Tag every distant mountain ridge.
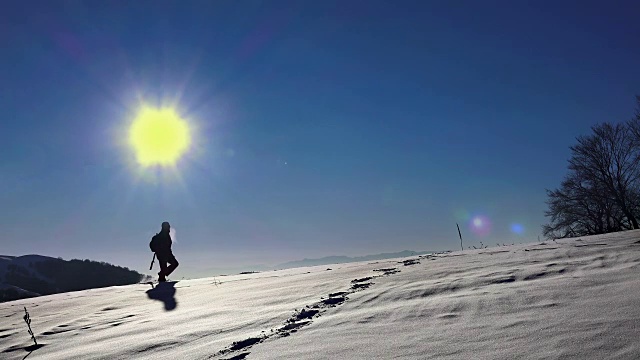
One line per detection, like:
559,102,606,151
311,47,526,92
0,255,144,303
274,250,432,269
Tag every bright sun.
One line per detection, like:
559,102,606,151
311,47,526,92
129,106,191,166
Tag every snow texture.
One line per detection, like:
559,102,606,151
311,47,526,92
1,231,640,359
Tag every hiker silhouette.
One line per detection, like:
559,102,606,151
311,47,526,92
150,221,179,282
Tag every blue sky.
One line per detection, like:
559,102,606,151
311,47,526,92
1,1,639,277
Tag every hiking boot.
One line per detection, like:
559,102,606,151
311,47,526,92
158,271,166,282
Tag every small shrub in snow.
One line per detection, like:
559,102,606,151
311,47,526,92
23,306,37,346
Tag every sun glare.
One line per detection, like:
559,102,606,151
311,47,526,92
129,106,191,166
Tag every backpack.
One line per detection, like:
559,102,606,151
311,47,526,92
149,233,160,252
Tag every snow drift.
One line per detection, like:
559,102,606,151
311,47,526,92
1,231,639,359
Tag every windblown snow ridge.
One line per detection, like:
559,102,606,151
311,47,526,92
215,258,425,359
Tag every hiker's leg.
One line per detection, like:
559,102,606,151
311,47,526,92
165,253,179,276
157,254,168,281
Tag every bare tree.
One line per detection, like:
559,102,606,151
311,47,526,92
567,122,640,229
626,96,640,143
543,171,624,238
544,100,640,239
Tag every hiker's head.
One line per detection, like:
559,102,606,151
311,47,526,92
161,221,171,232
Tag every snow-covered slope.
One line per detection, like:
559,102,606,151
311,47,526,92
1,231,639,359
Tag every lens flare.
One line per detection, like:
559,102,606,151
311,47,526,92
510,223,524,235
469,215,491,237
454,209,471,223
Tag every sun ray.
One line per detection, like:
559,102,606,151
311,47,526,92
170,50,205,110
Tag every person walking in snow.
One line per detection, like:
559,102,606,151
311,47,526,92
150,221,179,282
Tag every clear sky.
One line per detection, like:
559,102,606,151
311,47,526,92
1,1,639,277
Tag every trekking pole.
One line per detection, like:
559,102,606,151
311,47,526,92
149,253,156,270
